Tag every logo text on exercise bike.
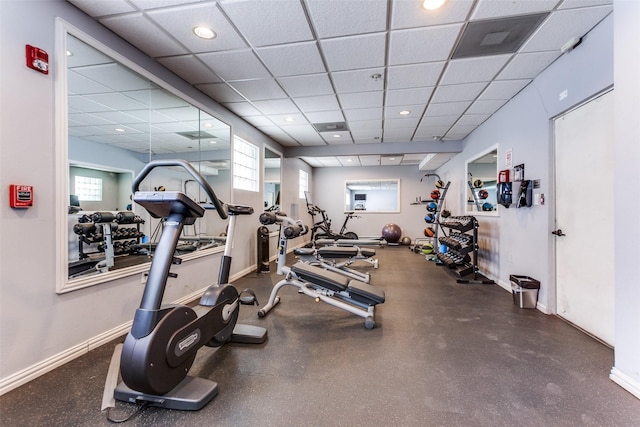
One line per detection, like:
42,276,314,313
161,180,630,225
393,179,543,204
177,330,200,354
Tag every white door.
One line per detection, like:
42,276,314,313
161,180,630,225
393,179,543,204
554,90,614,346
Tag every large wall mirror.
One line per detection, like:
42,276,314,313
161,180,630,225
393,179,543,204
344,180,400,213
465,146,498,216
58,24,231,292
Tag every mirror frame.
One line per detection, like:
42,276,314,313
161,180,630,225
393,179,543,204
344,179,401,214
55,19,232,293
465,145,499,217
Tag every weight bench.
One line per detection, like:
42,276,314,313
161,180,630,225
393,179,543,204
258,261,385,329
293,245,378,283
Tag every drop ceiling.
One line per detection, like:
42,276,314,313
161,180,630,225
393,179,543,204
67,0,612,168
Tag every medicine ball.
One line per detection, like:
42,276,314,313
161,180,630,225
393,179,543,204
401,236,412,246
424,213,435,223
435,180,445,188
421,243,434,255
478,189,489,199
423,227,435,237
430,190,440,200
473,179,483,188
482,202,493,211
441,209,451,218
426,202,438,212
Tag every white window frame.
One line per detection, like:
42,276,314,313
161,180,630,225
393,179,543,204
233,136,259,192
299,169,309,199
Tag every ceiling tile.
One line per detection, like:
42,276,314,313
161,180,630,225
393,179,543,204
388,24,462,65
383,128,413,142
197,49,270,81
497,51,561,80
129,0,205,9
307,0,387,38
322,132,353,144
320,33,387,72
241,116,275,128
478,79,531,100
85,93,148,111
384,105,424,118
256,42,326,77
252,99,300,115
391,0,474,30
146,3,246,53
558,0,613,9
439,55,512,85
157,55,221,85
293,95,340,112
446,123,478,136
337,156,360,166
227,79,287,101
68,70,112,95
304,110,345,123
278,74,335,97
348,120,383,131
425,101,471,117
431,82,488,103
471,0,560,20
338,92,384,110
385,87,434,107
359,155,382,166
281,125,327,145
384,117,421,129
268,113,309,126
219,0,313,47
343,107,383,122
455,114,490,126
68,0,136,16
351,129,383,141
197,82,245,103
256,126,300,145
419,115,459,127
466,99,508,115
386,62,445,90
414,126,454,139
223,101,261,116
381,156,403,166
521,6,612,52
332,68,386,93
99,13,188,57
73,63,149,92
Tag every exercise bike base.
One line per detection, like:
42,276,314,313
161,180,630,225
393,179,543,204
231,323,268,344
114,376,218,411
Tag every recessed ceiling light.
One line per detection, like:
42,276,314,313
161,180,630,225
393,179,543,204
193,26,216,40
203,123,213,128
209,140,217,144
422,0,446,10
114,128,125,132
399,110,411,115
347,159,353,162
66,50,73,56
332,134,342,138
284,116,296,123
389,157,396,161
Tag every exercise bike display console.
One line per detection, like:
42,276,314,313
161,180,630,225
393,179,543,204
114,160,266,411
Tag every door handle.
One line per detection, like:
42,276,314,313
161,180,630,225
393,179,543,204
551,229,566,236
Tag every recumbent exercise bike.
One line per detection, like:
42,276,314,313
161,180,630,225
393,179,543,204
114,160,267,411
257,211,385,329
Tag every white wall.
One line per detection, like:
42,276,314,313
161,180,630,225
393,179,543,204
0,0,283,393
611,0,640,398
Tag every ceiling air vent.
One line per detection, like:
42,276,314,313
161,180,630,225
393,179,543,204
176,131,216,140
312,122,349,133
452,13,549,59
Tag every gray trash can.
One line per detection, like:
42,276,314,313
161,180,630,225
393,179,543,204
510,275,540,309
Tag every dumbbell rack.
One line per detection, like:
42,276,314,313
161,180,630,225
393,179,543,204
74,212,145,269
437,215,492,284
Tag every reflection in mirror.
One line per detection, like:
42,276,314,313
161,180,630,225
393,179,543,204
63,32,231,288
344,180,400,213
465,147,498,215
264,148,281,211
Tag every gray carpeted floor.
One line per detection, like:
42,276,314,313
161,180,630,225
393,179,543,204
1,246,639,426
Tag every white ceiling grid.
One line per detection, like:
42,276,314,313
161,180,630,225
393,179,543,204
67,0,613,167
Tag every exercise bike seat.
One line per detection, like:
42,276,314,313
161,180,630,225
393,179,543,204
134,191,204,219
227,204,254,215
291,262,385,306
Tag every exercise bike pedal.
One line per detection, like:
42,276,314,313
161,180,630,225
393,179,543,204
230,323,267,344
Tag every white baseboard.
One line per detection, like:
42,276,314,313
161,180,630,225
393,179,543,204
610,367,640,400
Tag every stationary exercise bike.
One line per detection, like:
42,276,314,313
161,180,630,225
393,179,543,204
114,160,267,411
304,191,359,241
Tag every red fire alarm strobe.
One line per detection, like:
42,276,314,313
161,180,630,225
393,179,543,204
26,45,49,74
9,185,34,208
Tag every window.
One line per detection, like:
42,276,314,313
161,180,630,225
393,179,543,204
233,137,259,191
74,176,102,201
299,169,309,198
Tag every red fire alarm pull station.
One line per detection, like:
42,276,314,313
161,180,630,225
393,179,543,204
26,45,49,74
9,185,34,208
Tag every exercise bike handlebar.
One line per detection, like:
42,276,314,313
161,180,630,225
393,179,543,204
132,159,227,220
